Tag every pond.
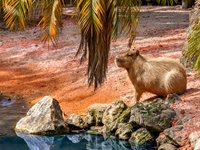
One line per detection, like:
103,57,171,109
0,133,154,150
0,95,28,136
0,95,154,150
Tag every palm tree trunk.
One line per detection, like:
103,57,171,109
181,0,200,69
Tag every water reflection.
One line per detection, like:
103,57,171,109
15,133,154,150
0,98,15,107
0,96,28,136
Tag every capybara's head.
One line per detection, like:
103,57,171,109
116,49,139,69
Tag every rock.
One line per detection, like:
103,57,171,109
156,133,178,147
129,98,176,132
176,115,191,125
115,123,133,140
102,100,128,133
118,108,131,123
158,143,177,150
165,94,181,104
66,113,86,129
84,114,95,126
129,128,153,146
15,96,68,134
86,104,109,126
194,139,200,150
163,125,185,146
189,130,200,147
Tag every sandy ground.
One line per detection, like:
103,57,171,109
0,6,199,148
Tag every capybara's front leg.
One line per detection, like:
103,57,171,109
135,90,142,102
130,90,142,106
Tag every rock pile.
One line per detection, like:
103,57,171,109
15,94,183,149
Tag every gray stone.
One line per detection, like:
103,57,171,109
102,100,128,134
129,128,153,146
129,98,176,132
15,96,68,134
156,133,178,147
88,104,110,126
66,113,86,129
115,123,133,140
165,94,181,104
163,125,184,146
84,114,95,126
176,116,191,125
118,107,131,123
158,143,177,150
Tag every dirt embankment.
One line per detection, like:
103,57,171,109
0,6,190,114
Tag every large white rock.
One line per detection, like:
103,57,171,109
195,139,200,150
15,96,69,134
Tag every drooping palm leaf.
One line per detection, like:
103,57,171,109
2,0,63,45
76,0,141,88
38,0,63,45
118,0,140,47
2,0,32,30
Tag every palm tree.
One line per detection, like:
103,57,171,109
0,0,178,89
183,0,200,71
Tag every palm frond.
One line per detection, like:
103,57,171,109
2,0,32,30
38,0,63,45
118,0,140,47
76,0,106,88
76,0,141,88
185,20,200,72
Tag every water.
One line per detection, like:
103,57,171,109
0,133,154,150
0,96,28,136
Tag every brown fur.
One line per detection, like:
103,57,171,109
116,49,187,104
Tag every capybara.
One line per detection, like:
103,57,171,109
116,49,187,104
